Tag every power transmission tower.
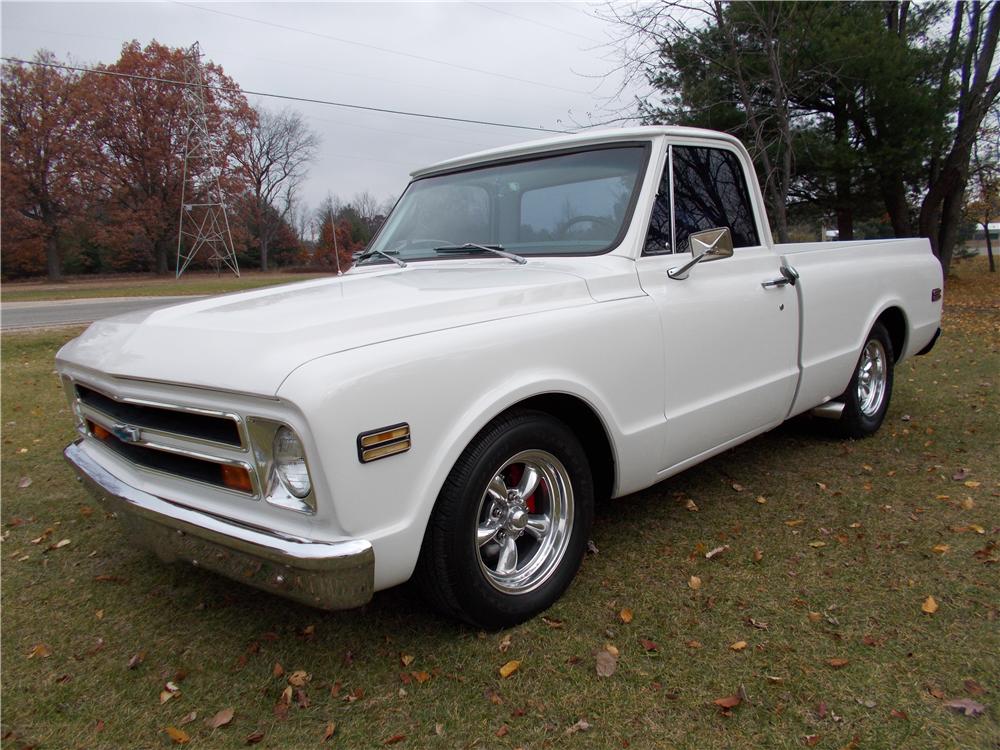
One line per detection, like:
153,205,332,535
176,42,239,278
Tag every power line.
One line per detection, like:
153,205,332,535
171,1,592,97
471,2,606,44
0,56,570,134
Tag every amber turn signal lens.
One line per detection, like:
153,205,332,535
220,464,253,493
89,421,111,441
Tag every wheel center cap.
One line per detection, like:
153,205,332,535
507,509,528,531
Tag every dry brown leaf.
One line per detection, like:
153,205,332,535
27,643,51,659
159,688,181,704
685,498,699,512
412,671,431,684
178,711,197,726
245,728,265,745
295,688,310,709
804,734,821,747
498,634,512,652
127,651,145,670
944,698,986,717
686,639,702,649
499,660,520,678
961,497,976,510
271,662,284,678
619,608,633,624
755,495,767,504
705,545,729,559
688,575,702,590
383,733,406,745
322,722,337,742
731,482,746,492
17,477,32,489
964,480,981,488
826,658,849,669
495,724,509,737
287,670,310,687
922,596,939,614
890,709,908,720
932,544,950,554
203,707,234,729
785,519,805,527
730,640,748,652
808,612,822,623
753,547,763,562
713,693,742,709
164,726,190,744
541,616,563,629
809,541,827,548
565,718,592,734
47,538,71,551
604,643,619,657
399,653,415,667
595,650,617,677
640,639,658,652
964,679,986,696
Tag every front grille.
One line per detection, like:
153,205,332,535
76,384,242,447
71,381,256,497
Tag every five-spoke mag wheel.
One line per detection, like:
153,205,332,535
415,409,593,629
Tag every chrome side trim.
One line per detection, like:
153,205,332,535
65,441,374,610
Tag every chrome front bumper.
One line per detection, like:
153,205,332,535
64,440,374,610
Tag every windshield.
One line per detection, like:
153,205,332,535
360,144,650,264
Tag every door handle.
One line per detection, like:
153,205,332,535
761,277,790,289
761,264,798,289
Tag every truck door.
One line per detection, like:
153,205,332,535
636,142,800,473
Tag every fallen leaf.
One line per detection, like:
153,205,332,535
748,617,769,630
688,575,702,590
826,658,849,669
287,670,310,687
434,723,444,736
753,547,763,562
809,541,827,548
890,709,908,720
484,688,503,705
47,538,71,551
640,639,658,652
755,496,767,504
766,675,784,684
178,711,197,726
565,718,591,735
713,693,742,709
295,688,310,709
499,660,520,678
705,545,729,559
952,468,970,481
27,643,51,659
205,707,234,729
384,734,406,745
932,544,950,554
731,482,745,492
160,688,181,705
412,671,431,684
785,519,805,527
498,634,512,652
816,482,828,491
399,653,414,667
604,643,619,657
95,609,104,620
944,698,985,717
685,498,699,512
595,650,617,677
922,596,939,614
272,662,284,678
730,640,748,652
245,728,265,745
964,679,985,696
586,539,599,554
804,735,820,747
17,477,32,489
495,724,509,738
686,640,702,649
619,608,633,624
164,726,190,744
808,612,822,623
928,686,946,699
322,721,337,741
964,480,981,488
541,616,563,629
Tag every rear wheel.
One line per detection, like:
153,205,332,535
415,409,593,628
834,322,894,438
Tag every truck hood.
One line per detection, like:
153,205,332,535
56,263,595,397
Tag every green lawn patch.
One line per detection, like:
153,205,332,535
1,261,996,749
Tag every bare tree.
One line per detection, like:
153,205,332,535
234,107,319,271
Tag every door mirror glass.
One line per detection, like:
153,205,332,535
689,227,734,261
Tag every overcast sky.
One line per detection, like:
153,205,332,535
1,1,649,214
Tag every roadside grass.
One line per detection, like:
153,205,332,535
1,260,996,749
1,271,330,303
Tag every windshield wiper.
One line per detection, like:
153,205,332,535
354,248,407,268
433,243,527,265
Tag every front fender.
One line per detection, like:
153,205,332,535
277,298,663,590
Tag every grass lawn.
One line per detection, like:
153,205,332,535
1,271,331,303
1,258,997,749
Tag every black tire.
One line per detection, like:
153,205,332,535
415,409,594,629
833,321,895,438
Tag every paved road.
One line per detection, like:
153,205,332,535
1,295,204,331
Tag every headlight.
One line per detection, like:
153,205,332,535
273,426,312,498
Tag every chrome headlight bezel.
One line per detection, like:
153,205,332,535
247,419,316,514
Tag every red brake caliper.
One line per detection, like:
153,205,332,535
506,464,536,513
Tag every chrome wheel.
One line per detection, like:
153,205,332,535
856,339,887,417
475,449,573,595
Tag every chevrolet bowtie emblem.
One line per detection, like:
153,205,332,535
111,423,142,443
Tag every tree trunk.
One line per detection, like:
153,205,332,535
881,178,913,236
260,234,269,272
983,220,996,271
155,238,170,275
45,231,62,282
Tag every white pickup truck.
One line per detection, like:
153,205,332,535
59,126,943,628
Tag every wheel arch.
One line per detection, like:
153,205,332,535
873,305,907,362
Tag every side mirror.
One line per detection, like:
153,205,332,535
667,227,734,280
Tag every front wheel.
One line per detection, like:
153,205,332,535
834,322,895,438
415,409,594,628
